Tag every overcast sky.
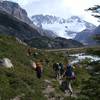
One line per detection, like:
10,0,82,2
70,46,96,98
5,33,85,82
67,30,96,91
8,0,100,25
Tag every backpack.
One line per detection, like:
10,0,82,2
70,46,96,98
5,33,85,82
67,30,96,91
53,63,59,71
65,64,76,80
65,64,72,77
59,63,64,69
71,72,76,80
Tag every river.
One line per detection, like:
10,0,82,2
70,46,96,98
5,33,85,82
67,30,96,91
69,53,100,64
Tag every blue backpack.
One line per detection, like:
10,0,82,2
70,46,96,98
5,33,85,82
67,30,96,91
65,64,76,80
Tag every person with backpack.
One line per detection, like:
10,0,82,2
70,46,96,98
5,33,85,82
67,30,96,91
53,63,60,79
35,61,43,79
59,63,64,77
62,63,76,95
27,47,32,56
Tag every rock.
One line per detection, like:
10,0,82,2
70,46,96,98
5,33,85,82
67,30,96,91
11,94,25,100
43,85,55,94
44,79,52,84
1,58,13,68
30,61,37,69
0,1,33,25
16,37,27,46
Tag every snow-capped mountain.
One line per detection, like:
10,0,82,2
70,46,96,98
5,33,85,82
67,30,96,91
74,25,100,45
31,15,96,39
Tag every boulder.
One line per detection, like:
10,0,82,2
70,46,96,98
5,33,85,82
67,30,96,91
0,58,13,68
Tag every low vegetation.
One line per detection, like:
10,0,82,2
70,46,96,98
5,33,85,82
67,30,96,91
0,34,100,100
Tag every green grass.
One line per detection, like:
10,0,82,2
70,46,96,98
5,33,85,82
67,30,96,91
0,34,46,100
0,34,68,100
0,34,99,100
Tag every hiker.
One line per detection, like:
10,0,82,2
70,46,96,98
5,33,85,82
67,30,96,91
53,63,60,79
62,63,76,95
59,63,64,77
35,61,43,79
27,47,32,56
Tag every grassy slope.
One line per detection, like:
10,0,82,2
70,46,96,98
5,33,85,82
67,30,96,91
0,34,46,100
1,34,98,100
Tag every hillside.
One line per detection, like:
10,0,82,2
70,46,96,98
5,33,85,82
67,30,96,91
0,1,33,25
74,25,100,45
0,34,49,100
26,36,83,49
0,10,41,40
0,34,100,100
0,34,69,100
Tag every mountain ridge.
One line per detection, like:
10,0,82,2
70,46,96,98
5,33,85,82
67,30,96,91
31,14,96,39
0,1,33,25
74,25,100,45
0,1,57,38
0,1,83,49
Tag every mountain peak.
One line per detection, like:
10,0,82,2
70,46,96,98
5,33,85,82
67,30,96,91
67,16,82,23
31,14,96,39
70,16,81,19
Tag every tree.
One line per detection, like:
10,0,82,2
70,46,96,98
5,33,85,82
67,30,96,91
86,5,100,42
86,5,100,21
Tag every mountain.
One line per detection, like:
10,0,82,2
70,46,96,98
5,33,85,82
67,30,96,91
0,9,83,49
74,25,100,45
26,36,83,49
0,1,83,48
0,10,41,41
74,29,95,45
0,1,33,25
31,15,96,39
94,25,100,34
0,1,57,38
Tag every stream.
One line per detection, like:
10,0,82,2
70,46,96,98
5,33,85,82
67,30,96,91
69,53,100,64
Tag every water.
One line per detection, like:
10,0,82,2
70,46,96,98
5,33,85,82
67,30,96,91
70,53,100,64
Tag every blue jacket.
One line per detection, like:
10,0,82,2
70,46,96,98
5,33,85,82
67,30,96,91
65,64,72,77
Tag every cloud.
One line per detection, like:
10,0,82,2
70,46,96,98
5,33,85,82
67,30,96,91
7,0,100,25
22,0,72,18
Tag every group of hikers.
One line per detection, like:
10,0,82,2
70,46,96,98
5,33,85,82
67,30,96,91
31,60,76,95
28,47,76,96
53,62,76,95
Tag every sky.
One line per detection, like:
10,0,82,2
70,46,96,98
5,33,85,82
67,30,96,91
7,0,100,25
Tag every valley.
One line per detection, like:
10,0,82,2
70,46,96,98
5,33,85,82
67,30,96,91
0,1,100,100
45,46,100,53
0,34,100,100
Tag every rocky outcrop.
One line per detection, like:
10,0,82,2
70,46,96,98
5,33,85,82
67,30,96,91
0,58,13,68
0,10,41,40
16,37,27,46
0,1,33,25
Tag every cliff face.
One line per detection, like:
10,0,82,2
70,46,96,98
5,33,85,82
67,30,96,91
0,1,58,38
0,10,41,41
0,1,33,25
